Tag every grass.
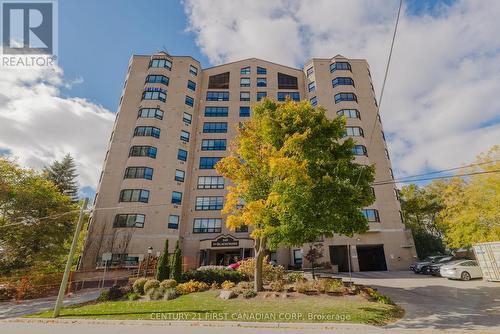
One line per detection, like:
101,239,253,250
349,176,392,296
28,290,403,326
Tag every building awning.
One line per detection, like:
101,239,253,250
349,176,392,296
199,234,254,250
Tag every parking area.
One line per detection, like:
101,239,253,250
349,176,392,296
340,271,500,331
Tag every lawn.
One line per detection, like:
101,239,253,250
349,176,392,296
28,290,403,325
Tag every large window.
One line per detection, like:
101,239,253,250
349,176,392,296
138,108,163,120
330,61,351,72
362,209,380,222
337,109,360,119
171,191,182,204
177,149,187,162
352,145,367,156
129,146,157,158
175,169,185,182
240,77,250,87
189,65,198,76
310,96,317,107
205,106,228,117
195,196,224,210
240,66,250,75
208,72,229,89
306,67,314,77
193,218,222,233
142,88,166,102
119,189,149,203
278,92,300,102
203,122,227,133
256,77,267,87
206,91,229,101
199,157,221,169
240,91,250,101
201,139,226,151
168,215,179,229
293,249,303,266
345,126,364,137
334,92,357,103
185,95,194,107
113,214,145,228
257,66,267,74
180,130,190,142
134,126,160,138
187,80,196,91
149,58,172,70
197,176,224,189
183,112,192,124
239,106,250,117
145,74,169,86
332,77,354,88
257,92,267,101
308,81,316,92
277,72,298,89
124,167,153,180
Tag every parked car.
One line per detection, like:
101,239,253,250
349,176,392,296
440,260,483,280
425,256,462,276
410,255,449,273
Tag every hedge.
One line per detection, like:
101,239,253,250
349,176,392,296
180,268,248,284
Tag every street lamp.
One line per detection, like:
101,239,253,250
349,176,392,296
144,246,153,277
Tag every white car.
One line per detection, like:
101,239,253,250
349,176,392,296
440,260,483,280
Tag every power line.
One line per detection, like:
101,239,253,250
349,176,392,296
372,169,500,186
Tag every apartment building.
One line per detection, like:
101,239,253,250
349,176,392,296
80,52,416,272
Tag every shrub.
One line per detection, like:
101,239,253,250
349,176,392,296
156,239,170,281
285,272,305,283
326,280,343,293
294,280,316,294
210,282,220,290
147,287,164,300
160,279,177,290
242,289,257,299
237,257,285,283
164,288,178,300
0,284,17,301
96,290,110,301
170,241,182,282
269,280,285,292
221,280,236,290
126,292,140,301
108,284,124,300
366,288,393,304
197,265,227,271
175,280,209,295
144,279,160,294
133,278,148,295
236,281,254,290
181,268,247,284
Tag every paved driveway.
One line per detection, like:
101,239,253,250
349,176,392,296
339,271,500,331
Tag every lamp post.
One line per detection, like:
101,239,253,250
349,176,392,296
144,246,153,277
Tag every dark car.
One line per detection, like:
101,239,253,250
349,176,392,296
410,255,449,274
426,257,468,276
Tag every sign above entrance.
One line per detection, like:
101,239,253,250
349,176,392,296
211,235,239,248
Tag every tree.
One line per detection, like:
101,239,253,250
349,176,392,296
305,243,324,279
156,239,170,281
169,240,182,281
216,99,375,290
43,154,79,201
438,146,500,248
0,158,78,274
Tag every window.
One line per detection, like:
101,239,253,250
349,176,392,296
168,215,179,229
330,61,351,72
205,106,228,117
177,149,187,161
306,67,314,77
256,78,267,87
293,249,303,266
113,214,145,228
257,66,267,75
345,126,364,137
180,130,190,142
278,92,300,102
310,96,317,107
149,58,172,70
240,66,250,75
240,91,250,101
240,77,250,87
189,65,198,76
362,209,380,222
352,145,367,156
206,91,229,101
195,196,224,210
134,126,160,138
334,92,357,103
239,106,250,117
332,77,354,88
124,167,153,180
203,122,227,133
193,218,221,233
142,88,166,102
277,73,298,89
208,72,230,89
129,146,157,158
145,75,169,86
185,95,194,107
197,176,224,189
337,109,360,119
138,108,163,120
199,157,221,169
201,139,226,151
183,112,192,124
308,81,316,92
187,80,196,91
385,149,390,160
175,169,185,182
257,92,267,101
119,189,149,203
171,191,182,205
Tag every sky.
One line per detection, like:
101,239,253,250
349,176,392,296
0,0,499,199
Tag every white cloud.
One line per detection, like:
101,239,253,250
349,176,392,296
0,65,114,190
184,0,500,176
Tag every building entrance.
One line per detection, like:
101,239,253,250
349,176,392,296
356,244,387,271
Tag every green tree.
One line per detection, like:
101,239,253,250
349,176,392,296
169,240,182,281
156,239,170,281
0,158,78,274
216,99,374,290
43,154,79,201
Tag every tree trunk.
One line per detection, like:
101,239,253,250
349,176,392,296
254,236,266,292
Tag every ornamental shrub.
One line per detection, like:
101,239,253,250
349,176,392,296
143,279,160,294
221,280,236,290
237,257,284,283
156,239,170,281
180,268,247,284
160,279,177,290
170,241,182,282
147,287,164,300
175,280,209,295
242,289,257,299
132,277,148,295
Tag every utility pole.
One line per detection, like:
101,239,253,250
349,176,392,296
53,197,89,318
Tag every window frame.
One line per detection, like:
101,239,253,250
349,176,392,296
193,218,222,233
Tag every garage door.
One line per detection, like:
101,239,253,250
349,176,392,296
356,244,387,271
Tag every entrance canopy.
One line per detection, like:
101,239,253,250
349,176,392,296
199,234,254,250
